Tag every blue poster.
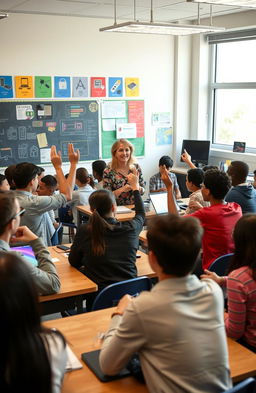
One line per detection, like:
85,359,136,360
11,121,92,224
0,76,13,98
54,76,71,98
108,77,123,97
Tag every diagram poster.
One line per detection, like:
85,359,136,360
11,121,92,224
72,77,88,97
91,77,106,97
35,76,52,98
15,76,33,98
54,76,71,98
108,77,123,98
128,100,144,137
125,77,139,97
0,76,13,99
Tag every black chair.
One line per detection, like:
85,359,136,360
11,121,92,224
58,207,77,243
221,378,255,393
208,253,234,276
91,276,152,311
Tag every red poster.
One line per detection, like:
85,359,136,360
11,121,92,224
90,77,106,97
128,100,144,138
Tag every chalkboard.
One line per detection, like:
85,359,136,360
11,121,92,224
0,100,99,167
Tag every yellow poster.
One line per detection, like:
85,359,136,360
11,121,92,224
125,78,139,97
15,76,33,98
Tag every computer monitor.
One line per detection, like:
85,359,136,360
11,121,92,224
180,140,210,167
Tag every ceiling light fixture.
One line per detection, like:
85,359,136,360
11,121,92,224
0,12,8,20
100,0,225,36
187,0,256,8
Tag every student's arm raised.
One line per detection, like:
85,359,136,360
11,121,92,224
160,166,179,215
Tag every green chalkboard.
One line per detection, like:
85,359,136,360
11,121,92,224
0,100,99,167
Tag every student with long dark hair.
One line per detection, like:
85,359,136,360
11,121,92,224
0,252,67,393
202,214,256,352
69,171,145,309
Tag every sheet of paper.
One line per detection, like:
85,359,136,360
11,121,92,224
65,344,83,372
116,123,136,139
37,133,48,148
102,118,116,131
40,148,51,163
101,100,126,119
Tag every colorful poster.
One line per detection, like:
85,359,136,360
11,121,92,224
108,77,123,98
156,127,173,145
91,77,106,97
125,77,139,97
72,77,88,97
128,100,144,137
35,76,52,98
15,76,33,98
54,76,71,98
0,76,13,98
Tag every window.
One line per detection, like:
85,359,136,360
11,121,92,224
209,32,256,151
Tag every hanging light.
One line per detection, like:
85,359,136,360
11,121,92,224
187,0,256,8
100,0,225,36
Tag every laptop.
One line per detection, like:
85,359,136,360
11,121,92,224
150,192,182,215
11,245,38,266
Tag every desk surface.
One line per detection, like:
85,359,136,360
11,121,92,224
77,205,155,222
44,308,256,393
39,247,98,303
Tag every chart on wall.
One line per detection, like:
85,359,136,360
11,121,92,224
0,100,99,167
101,100,145,159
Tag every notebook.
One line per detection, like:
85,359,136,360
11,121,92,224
116,206,133,214
11,245,38,267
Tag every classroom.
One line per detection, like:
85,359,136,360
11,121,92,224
0,2,255,183
0,1,256,393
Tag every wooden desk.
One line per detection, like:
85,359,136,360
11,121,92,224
136,250,156,278
44,308,256,393
139,230,147,244
39,246,98,315
77,204,155,224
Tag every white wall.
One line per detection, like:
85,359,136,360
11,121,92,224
0,13,175,192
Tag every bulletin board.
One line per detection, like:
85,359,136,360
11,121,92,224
0,100,99,167
101,99,145,159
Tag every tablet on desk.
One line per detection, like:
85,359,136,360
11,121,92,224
11,245,38,267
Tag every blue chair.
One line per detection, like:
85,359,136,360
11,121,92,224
222,378,255,393
91,276,152,311
51,223,63,246
208,253,234,276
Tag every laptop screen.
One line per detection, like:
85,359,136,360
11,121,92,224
149,192,168,215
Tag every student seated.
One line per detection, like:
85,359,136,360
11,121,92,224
13,144,79,246
4,164,16,189
184,168,210,214
0,190,60,295
0,174,10,191
225,161,256,214
99,214,232,393
69,171,145,310
149,155,181,199
0,252,66,393
161,168,242,271
67,167,94,226
92,159,107,189
202,214,256,353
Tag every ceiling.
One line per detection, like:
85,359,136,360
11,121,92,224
0,0,247,23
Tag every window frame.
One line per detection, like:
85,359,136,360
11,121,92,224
209,39,256,154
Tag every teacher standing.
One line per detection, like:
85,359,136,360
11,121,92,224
103,139,145,205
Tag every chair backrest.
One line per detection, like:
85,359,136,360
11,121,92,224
208,253,234,276
51,223,63,246
222,378,255,393
91,276,152,311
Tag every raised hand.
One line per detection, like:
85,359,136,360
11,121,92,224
50,145,62,169
181,149,191,164
160,165,173,189
68,143,80,165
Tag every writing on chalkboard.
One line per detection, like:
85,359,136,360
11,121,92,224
0,100,99,167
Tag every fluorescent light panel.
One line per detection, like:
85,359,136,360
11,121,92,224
100,21,225,35
0,13,8,19
187,0,256,8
